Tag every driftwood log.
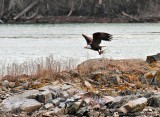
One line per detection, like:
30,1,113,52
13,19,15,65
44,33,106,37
13,0,39,20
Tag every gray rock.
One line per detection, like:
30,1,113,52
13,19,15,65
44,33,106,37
38,90,52,104
93,111,100,117
22,89,39,99
9,82,16,88
22,82,30,90
72,94,82,100
2,80,9,89
102,96,115,106
59,102,66,108
115,95,138,106
65,98,76,108
77,107,89,116
33,81,41,85
39,85,61,92
22,90,40,99
60,91,69,99
40,85,64,99
143,107,154,112
148,94,160,107
52,98,65,106
0,97,42,112
154,70,160,86
44,103,54,109
20,99,42,112
67,99,85,114
110,96,122,108
51,107,65,116
66,88,77,96
143,92,154,98
0,94,7,100
113,75,122,85
42,111,54,117
2,89,39,100
119,97,147,113
61,83,73,90
88,109,94,117
12,114,19,117
144,71,157,85
146,53,160,63
49,89,60,99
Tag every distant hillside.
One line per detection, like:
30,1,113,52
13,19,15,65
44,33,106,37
0,0,160,23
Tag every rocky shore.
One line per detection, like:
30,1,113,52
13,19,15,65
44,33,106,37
0,58,160,117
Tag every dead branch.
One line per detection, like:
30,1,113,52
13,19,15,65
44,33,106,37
1,0,4,17
26,8,39,20
0,19,4,23
67,0,74,17
122,11,139,21
13,0,39,20
78,0,83,10
98,0,103,5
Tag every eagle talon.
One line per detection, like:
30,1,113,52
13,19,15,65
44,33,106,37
98,50,104,55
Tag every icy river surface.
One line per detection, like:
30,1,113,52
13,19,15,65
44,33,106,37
0,23,160,63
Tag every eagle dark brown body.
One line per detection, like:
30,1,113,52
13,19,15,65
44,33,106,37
82,32,112,55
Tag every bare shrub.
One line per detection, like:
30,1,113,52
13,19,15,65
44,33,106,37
1,0,160,20
0,55,78,81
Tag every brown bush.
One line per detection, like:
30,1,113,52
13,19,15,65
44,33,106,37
0,55,78,81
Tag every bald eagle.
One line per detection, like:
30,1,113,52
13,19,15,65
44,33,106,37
82,32,112,55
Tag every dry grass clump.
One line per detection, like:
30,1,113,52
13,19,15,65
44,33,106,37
0,55,78,82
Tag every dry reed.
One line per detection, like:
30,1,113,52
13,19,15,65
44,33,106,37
0,55,78,81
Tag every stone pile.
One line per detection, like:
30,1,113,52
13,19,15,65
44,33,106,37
1,81,160,117
0,58,160,117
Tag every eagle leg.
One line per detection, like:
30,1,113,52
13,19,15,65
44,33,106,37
98,49,104,55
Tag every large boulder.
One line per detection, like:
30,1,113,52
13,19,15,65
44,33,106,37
0,96,42,112
155,70,160,86
0,90,42,112
145,70,160,86
119,97,147,113
146,53,160,63
148,94,160,107
37,90,52,104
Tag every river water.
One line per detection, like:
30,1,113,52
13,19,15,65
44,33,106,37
0,23,160,63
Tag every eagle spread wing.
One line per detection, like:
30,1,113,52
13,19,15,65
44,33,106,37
82,34,92,45
92,32,112,46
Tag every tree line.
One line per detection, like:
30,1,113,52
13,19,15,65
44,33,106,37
0,0,160,23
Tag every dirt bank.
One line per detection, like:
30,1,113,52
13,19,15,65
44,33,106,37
2,15,160,24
